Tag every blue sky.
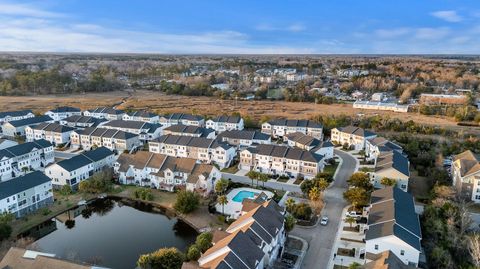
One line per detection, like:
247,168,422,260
1,0,479,54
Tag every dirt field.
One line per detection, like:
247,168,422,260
0,90,476,132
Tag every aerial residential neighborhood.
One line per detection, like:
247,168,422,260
0,1,478,269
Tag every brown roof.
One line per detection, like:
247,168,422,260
212,230,230,244
116,151,155,172
454,150,480,177
362,251,413,269
187,164,214,184
182,261,202,269
0,247,95,269
160,156,197,173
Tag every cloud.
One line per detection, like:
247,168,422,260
431,10,462,22
0,2,62,18
255,22,305,32
415,27,450,40
286,23,305,32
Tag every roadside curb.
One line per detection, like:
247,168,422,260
326,205,351,269
288,235,309,269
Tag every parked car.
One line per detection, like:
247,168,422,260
320,216,329,226
346,211,361,218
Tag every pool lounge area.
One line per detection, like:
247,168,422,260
216,187,274,219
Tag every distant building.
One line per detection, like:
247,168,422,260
365,187,422,267
70,127,141,152
159,113,205,127
1,115,54,137
163,124,215,138
217,130,271,148
0,171,53,218
331,126,377,150
452,150,480,203
371,93,385,102
0,110,35,124
419,94,467,105
206,116,244,133
60,115,106,128
44,106,81,121
45,147,115,189
122,110,159,123
100,120,163,141
261,119,323,140
83,107,125,120
353,101,410,113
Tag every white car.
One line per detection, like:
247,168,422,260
320,216,329,226
345,211,361,218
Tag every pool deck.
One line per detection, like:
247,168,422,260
216,187,274,218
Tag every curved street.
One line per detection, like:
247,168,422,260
291,149,358,269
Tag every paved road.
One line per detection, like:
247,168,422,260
54,150,79,159
291,149,358,269
221,172,301,193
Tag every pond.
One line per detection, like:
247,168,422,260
21,198,197,269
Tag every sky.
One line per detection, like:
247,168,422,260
0,0,479,54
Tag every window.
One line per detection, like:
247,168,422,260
374,244,378,250
400,250,405,256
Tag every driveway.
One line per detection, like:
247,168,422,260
221,172,301,193
54,150,79,159
291,149,358,269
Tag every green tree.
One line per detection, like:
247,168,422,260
137,247,184,269
343,187,369,210
291,203,313,221
186,245,201,261
316,179,330,192
347,172,373,190
380,177,397,187
257,173,269,188
308,187,321,201
246,170,259,187
0,222,12,241
348,262,361,269
214,179,229,195
285,198,296,213
285,215,296,232
217,195,228,215
195,232,213,253
59,185,72,196
174,190,200,214
345,216,356,228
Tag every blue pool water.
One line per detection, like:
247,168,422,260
232,190,256,202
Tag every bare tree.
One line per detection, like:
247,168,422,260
468,233,480,267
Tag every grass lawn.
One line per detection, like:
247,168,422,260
293,178,304,185
324,161,340,177
276,177,289,183
221,165,239,174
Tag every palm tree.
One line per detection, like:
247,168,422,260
345,216,356,228
215,178,229,195
317,179,329,192
380,177,397,187
217,195,228,215
246,171,258,187
257,173,269,188
308,187,321,201
285,198,296,213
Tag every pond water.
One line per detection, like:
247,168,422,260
21,198,197,269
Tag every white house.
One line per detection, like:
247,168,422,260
205,116,244,133
45,147,115,190
353,101,410,113
60,115,106,128
114,151,220,195
70,127,142,153
217,130,271,148
197,200,285,269
261,119,323,140
148,135,235,169
44,107,81,121
365,187,422,267
0,171,53,218
122,110,160,123
1,116,54,137
159,113,205,127
0,139,54,181
372,150,410,191
0,110,34,124
83,107,125,120
452,150,480,203
284,132,334,160
163,124,215,138
331,125,377,150
99,120,163,141
366,137,403,162
25,123,75,146
239,144,324,179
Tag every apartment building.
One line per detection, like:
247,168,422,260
0,139,54,181
452,150,480,202
239,144,324,179
148,135,235,169
122,110,160,123
25,123,76,146
194,200,285,269
331,126,377,150
217,130,271,148
100,120,163,141
44,106,81,121
373,150,410,191
45,147,114,189
60,115,106,128
0,110,34,124
284,132,334,160
365,187,422,267
0,139,17,150
261,119,323,140
159,113,205,127
366,137,403,162
83,107,125,120
353,101,410,113
114,151,220,195
205,116,244,133
1,115,54,137
163,124,215,138
70,127,141,153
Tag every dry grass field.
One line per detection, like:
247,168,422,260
0,90,476,132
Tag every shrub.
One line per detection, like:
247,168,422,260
186,245,201,261
291,203,312,221
0,222,12,240
195,232,213,252
137,247,184,269
134,188,154,201
174,190,199,214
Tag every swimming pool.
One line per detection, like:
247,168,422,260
232,190,256,202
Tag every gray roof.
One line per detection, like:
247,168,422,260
47,106,80,113
338,125,376,137
0,139,52,159
0,110,33,119
375,150,410,177
153,135,214,148
267,119,322,129
62,115,106,125
211,115,242,124
226,232,265,269
7,115,53,127
126,110,157,118
252,144,323,163
30,123,75,133
55,147,113,172
164,124,214,137
368,137,403,152
286,132,320,147
0,171,50,200
86,107,124,115
366,187,421,251
217,130,270,141
162,113,203,121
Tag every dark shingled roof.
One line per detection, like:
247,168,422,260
0,139,52,159
162,113,203,121
55,147,113,172
30,123,75,133
217,130,270,141
62,115,106,126
375,150,410,177
0,110,33,119
338,125,376,137
164,124,214,137
366,187,421,251
126,110,157,118
153,134,232,150
253,144,323,162
86,107,124,115
0,171,50,200
362,250,414,269
47,106,80,113
210,115,242,124
7,115,53,127
267,119,322,128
